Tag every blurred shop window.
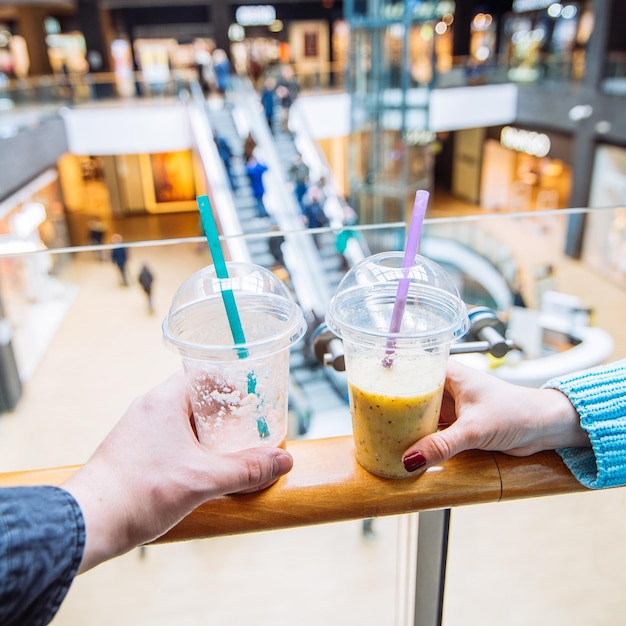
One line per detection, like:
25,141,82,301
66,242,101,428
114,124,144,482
79,156,105,182
535,189,559,212
150,152,196,204
509,180,532,212
469,12,496,81
46,33,89,75
111,39,135,98
134,39,175,95
304,32,319,58
9,35,29,79
409,23,434,85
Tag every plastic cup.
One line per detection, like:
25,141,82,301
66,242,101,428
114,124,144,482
326,251,469,478
163,262,306,453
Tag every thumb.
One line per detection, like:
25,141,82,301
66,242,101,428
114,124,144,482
223,448,294,495
402,424,471,473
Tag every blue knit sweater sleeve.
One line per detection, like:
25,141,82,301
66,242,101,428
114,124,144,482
542,358,626,489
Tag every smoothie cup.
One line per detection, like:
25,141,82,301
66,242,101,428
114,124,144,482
326,251,469,478
163,262,306,453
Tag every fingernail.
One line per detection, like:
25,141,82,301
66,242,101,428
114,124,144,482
272,452,293,477
403,451,426,472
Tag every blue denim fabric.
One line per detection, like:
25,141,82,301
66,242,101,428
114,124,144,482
0,486,85,626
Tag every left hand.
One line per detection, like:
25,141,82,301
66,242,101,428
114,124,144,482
64,372,293,573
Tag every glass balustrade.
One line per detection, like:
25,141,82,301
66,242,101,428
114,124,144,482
0,206,625,625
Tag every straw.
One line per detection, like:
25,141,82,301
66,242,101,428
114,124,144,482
382,190,430,368
196,195,269,438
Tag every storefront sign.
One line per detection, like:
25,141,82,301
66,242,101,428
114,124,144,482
512,0,553,12
381,1,454,21
500,126,551,157
235,5,276,26
406,129,437,146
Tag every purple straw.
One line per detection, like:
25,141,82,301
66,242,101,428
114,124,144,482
382,190,430,367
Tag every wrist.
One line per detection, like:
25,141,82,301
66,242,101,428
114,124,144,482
540,388,589,449
64,463,133,574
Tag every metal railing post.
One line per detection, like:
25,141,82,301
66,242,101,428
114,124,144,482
413,509,450,626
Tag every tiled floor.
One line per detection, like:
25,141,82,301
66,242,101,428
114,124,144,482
2,206,626,625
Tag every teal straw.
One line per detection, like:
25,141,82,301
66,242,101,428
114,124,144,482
196,195,269,438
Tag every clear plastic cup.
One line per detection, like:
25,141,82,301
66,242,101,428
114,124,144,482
163,262,306,453
326,251,469,478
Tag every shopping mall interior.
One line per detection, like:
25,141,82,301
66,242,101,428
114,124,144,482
0,0,626,624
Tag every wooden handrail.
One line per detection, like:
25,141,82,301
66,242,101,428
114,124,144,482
0,436,586,542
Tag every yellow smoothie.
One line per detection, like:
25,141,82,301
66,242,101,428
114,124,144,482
346,354,445,478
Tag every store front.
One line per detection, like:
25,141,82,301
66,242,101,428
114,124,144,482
104,1,345,90
0,169,70,331
501,0,593,83
0,169,73,392
479,125,573,212
227,3,346,89
58,148,205,241
583,143,626,286
0,169,70,268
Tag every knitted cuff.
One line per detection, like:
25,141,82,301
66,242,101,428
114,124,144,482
543,359,626,489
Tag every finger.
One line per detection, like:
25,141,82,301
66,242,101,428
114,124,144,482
402,423,472,472
439,359,472,423
445,358,475,394
439,388,457,424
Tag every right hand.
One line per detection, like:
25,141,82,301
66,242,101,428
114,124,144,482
402,359,590,473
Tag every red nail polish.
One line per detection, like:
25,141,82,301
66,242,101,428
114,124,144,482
403,451,426,472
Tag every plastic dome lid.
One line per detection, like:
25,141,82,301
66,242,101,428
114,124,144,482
326,251,469,345
163,262,306,358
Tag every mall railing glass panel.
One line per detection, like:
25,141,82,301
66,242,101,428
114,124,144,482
0,70,199,115
0,207,624,625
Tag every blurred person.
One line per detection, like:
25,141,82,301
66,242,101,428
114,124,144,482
248,53,263,87
212,49,232,94
245,156,270,218
260,77,276,132
0,373,293,626
301,187,328,248
401,358,626,490
311,175,328,207
301,187,328,230
214,132,237,191
288,153,309,208
87,216,106,260
335,201,361,271
275,84,292,133
243,132,257,162
195,44,215,95
268,225,285,267
111,233,129,286
138,263,155,314
276,64,299,132
59,61,72,100
512,273,528,308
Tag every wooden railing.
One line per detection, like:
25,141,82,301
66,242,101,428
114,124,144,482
0,435,586,542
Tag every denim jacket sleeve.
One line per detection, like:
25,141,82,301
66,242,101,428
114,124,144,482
0,485,85,626
543,358,626,489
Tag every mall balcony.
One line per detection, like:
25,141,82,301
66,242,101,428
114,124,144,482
1,7,626,626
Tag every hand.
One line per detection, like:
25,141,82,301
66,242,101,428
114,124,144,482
402,359,590,473
63,373,293,573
